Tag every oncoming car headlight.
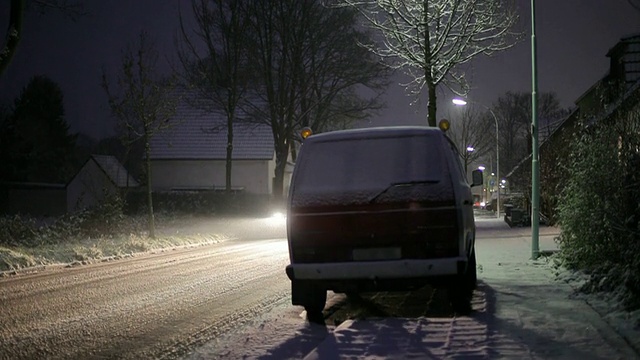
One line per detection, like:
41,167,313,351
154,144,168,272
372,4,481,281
266,211,286,226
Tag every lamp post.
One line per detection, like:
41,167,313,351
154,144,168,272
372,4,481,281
530,0,540,259
452,98,500,219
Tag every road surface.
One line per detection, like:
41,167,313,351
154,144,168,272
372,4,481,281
0,216,290,359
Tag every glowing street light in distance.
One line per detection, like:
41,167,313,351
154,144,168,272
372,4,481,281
452,98,468,106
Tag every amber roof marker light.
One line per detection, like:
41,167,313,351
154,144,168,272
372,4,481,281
438,119,450,132
301,127,313,140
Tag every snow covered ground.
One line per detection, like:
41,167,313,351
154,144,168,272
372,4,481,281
186,215,640,359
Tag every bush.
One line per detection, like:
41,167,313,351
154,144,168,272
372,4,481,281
557,117,640,310
0,215,39,247
125,189,272,216
0,194,133,247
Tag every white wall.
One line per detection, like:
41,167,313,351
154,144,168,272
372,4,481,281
67,160,117,212
151,159,274,195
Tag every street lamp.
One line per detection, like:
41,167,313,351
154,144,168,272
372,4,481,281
452,98,501,219
531,0,540,259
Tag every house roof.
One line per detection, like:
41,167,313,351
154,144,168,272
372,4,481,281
90,155,140,187
504,78,640,179
606,32,640,57
573,33,640,105
150,100,274,160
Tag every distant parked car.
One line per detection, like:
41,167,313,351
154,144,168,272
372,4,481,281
285,125,483,322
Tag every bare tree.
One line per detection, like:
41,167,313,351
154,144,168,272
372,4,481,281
178,0,252,193
1,0,84,79
492,91,565,175
446,106,493,174
245,0,389,200
492,91,530,175
102,31,179,239
335,0,520,127
291,6,389,134
537,92,568,141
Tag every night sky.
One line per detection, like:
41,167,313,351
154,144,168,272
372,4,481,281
0,1,639,140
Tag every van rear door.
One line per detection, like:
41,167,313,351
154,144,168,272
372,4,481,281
287,128,458,264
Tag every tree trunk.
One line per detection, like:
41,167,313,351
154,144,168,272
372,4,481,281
0,0,25,78
144,133,156,239
427,80,437,127
422,1,437,127
272,141,289,202
225,114,234,193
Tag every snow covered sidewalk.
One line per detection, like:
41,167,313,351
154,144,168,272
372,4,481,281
303,217,640,359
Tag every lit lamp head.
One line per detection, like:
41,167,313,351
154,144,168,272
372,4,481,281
452,98,468,106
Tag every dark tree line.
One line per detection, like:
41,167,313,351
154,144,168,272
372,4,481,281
0,74,144,188
0,75,78,184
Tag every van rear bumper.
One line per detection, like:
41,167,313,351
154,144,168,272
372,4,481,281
286,257,467,281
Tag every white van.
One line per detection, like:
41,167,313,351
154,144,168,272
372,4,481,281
285,126,483,321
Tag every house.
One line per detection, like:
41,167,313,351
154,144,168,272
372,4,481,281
3,155,139,217
505,33,640,221
149,102,288,196
67,154,140,212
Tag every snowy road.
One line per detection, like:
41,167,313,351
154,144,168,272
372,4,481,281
0,217,292,359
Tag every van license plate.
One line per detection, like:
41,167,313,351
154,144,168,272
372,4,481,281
352,247,401,261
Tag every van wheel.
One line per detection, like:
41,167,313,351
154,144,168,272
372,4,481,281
468,248,477,290
448,284,472,315
449,251,476,315
303,287,327,324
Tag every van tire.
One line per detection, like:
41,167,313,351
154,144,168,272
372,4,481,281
468,248,477,290
449,284,472,315
303,287,327,324
449,250,476,314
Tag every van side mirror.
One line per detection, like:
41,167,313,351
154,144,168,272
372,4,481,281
471,169,483,187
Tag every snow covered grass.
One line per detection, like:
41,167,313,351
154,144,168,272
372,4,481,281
0,213,227,274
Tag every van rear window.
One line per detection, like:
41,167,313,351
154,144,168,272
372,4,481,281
292,134,444,199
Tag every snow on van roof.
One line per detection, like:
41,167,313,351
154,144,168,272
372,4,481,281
305,126,443,142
